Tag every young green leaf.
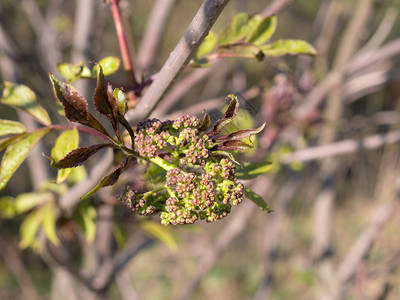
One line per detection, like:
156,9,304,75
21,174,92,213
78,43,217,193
236,161,273,179
246,15,277,46
261,39,317,56
76,203,97,243
0,196,16,218
49,74,110,137
92,56,121,76
19,208,44,249
113,88,127,116
244,188,271,212
0,128,49,191
57,62,90,82
81,156,130,199
0,119,26,137
51,128,79,183
1,82,51,126
197,31,218,58
140,220,178,252
14,192,54,214
53,143,114,169
0,134,25,152
41,200,60,245
217,13,250,46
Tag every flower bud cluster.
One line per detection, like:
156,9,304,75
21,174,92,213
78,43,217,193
124,114,246,225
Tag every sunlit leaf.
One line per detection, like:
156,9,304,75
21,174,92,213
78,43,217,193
81,156,130,199
0,120,26,137
113,88,127,116
218,13,250,45
246,15,277,45
49,74,110,136
244,188,271,212
261,39,317,56
54,143,113,169
42,200,59,245
140,220,178,252
14,192,54,214
57,62,88,82
19,208,44,249
0,128,49,191
51,127,79,183
1,82,51,126
236,161,273,179
0,134,25,152
92,56,121,76
197,31,218,57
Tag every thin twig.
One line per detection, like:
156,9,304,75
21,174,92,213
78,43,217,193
109,0,138,89
261,0,293,18
127,0,230,123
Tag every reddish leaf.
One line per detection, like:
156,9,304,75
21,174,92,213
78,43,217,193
205,95,239,137
214,123,266,142
54,143,114,169
214,140,252,151
81,156,130,199
49,74,110,137
198,112,211,132
94,66,118,123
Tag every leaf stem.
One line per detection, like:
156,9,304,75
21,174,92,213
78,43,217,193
109,0,138,89
149,156,175,171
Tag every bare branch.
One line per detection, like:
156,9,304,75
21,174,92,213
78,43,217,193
281,130,400,164
137,0,177,73
127,0,230,123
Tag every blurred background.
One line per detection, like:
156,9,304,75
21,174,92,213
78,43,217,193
1,0,400,299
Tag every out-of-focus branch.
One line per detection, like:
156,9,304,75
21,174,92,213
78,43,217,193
137,0,177,74
20,0,62,72
281,130,400,164
261,0,293,18
167,85,261,119
153,62,222,117
253,175,300,300
127,0,230,123
337,196,400,285
0,236,41,300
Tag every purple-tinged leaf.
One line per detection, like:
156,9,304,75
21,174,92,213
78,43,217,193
94,65,117,121
214,139,252,151
244,188,271,212
205,95,239,137
49,74,110,137
198,112,211,132
0,128,50,191
214,123,266,142
54,143,114,169
81,156,130,199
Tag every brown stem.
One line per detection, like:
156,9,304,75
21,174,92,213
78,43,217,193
109,0,138,89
